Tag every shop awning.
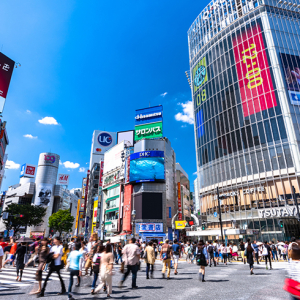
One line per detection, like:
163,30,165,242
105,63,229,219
105,207,119,213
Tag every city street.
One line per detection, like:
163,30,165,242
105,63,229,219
0,261,289,300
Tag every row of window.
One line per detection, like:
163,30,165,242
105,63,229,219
198,144,293,188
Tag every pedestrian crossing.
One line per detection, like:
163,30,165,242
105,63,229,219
0,267,70,290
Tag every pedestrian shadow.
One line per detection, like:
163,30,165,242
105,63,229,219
0,293,24,296
133,286,164,290
252,273,271,276
206,279,230,282
169,277,193,280
84,297,141,300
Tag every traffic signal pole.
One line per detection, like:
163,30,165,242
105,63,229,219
217,187,224,243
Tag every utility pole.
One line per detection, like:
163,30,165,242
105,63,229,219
217,187,224,243
292,185,300,222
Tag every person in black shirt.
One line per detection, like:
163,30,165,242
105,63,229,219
15,242,27,281
240,241,246,264
263,241,272,270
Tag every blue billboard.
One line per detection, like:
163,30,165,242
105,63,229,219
135,105,163,126
129,151,165,183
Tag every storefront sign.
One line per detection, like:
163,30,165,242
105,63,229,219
20,164,36,178
103,170,120,188
134,121,163,141
99,161,104,189
258,206,300,218
75,199,80,229
123,185,132,232
214,186,265,199
177,182,182,220
58,174,70,185
243,187,265,194
137,223,163,233
175,220,186,229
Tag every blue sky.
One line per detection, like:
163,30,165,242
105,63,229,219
0,1,206,192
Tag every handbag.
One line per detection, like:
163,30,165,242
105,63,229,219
65,261,70,272
143,249,148,260
262,246,268,256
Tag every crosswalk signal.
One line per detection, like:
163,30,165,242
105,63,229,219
278,219,284,228
202,223,206,230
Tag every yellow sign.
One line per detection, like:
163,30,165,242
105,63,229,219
75,199,80,229
175,220,186,229
92,200,98,233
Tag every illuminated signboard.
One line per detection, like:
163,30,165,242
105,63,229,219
134,121,162,141
178,182,182,221
233,22,277,117
135,105,163,126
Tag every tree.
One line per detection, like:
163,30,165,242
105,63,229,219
48,209,75,237
2,203,47,235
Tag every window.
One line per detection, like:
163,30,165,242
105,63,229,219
283,144,293,168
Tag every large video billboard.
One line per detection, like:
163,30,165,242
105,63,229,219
129,151,165,183
0,53,15,113
233,22,277,117
279,53,300,105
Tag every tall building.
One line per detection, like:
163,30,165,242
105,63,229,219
189,0,300,241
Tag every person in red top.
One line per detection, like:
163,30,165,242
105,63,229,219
0,236,10,270
3,237,17,268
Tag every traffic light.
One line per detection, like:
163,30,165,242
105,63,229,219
202,222,206,230
278,219,284,228
19,214,24,218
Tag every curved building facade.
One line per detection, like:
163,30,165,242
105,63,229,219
189,0,300,241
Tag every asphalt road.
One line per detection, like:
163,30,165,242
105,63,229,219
0,260,290,300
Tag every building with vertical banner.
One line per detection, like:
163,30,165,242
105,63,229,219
189,0,300,242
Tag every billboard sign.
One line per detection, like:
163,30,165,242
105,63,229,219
99,161,104,189
129,151,165,183
193,56,208,92
279,53,300,105
93,200,98,222
178,182,182,221
233,22,277,117
44,154,56,164
91,131,116,154
134,121,163,141
135,105,163,126
34,183,53,206
0,53,15,113
137,223,163,233
175,220,186,229
117,130,134,147
103,141,124,174
57,174,70,185
20,164,36,178
75,199,80,229
82,178,86,199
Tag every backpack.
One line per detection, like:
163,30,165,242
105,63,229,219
92,254,101,273
271,244,276,251
188,246,192,254
196,248,207,266
162,245,170,260
208,245,214,253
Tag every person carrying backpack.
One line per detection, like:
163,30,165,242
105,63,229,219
262,241,272,270
270,241,278,262
207,242,216,267
160,239,173,280
196,240,208,282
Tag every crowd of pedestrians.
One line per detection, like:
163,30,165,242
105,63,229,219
0,234,299,298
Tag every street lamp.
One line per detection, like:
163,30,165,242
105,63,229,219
131,209,136,238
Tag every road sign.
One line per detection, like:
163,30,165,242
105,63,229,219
214,212,218,217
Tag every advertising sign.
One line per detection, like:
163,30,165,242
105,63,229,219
175,220,186,229
233,22,277,117
135,105,163,126
93,200,98,222
57,174,70,185
103,170,121,188
103,141,124,174
0,53,15,113
129,151,165,183
91,131,117,154
75,199,80,229
137,223,163,232
177,182,182,220
82,178,86,199
134,121,162,141
44,154,56,164
34,183,53,206
117,130,134,146
279,53,300,105
123,185,132,231
99,161,104,189
193,56,207,92
20,164,37,178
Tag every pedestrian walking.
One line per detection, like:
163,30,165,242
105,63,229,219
221,243,228,265
62,242,70,267
68,238,75,251
29,238,49,295
240,241,246,264
144,241,155,279
172,239,180,275
245,244,255,275
119,238,140,289
232,243,238,261
94,243,114,297
37,237,66,298
116,242,123,264
207,242,216,267
91,244,105,294
79,241,88,272
271,241,279,262
15,242,27,281
160,239,173,280
251,241,259,264
3,238,17,268
67,242,83,300
213,240,219,265
262,241,272,270
196,240,208,282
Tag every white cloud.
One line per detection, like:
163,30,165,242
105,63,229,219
79,167,86,173
62,161,80,169
59,160,63,165
26,110,31,114
193,171,197,175
175,101,194,125
38,117,58,125
6,160,20,169
160,92,167,97
23,134,37,139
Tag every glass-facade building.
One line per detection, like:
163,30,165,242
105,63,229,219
189,0,300,241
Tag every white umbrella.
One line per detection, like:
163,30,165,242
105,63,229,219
256,242,263,245
277,242,285,246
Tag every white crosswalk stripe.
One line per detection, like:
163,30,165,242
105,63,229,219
0,267,70,290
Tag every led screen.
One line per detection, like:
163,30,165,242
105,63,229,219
129,151,165,183
279,53,300,105
233,23,277,117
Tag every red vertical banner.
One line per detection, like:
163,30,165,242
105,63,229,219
177,182,182,221
233,23,277,117
123,185,133,232
99,161,104,187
